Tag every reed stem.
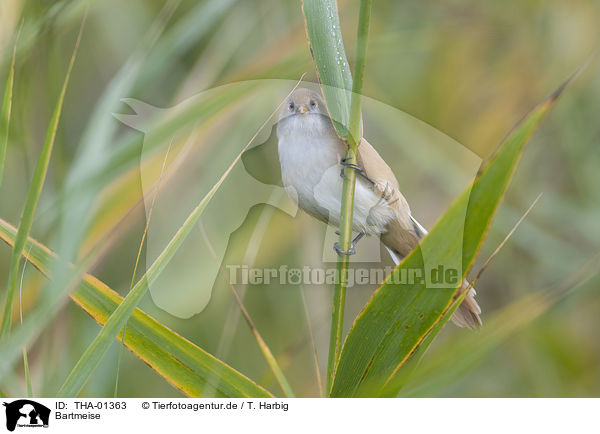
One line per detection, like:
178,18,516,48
326,0,372,395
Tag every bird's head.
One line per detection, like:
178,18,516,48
277,88,332,137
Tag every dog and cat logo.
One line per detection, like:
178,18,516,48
2,400,50,431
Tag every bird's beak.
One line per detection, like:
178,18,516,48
297,105,308,114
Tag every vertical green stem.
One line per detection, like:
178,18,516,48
0,16,85,340
0,25,19,190
326,0,372,395
22,348,32,397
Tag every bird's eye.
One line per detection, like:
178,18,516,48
288,102,295,111
309,100,317,109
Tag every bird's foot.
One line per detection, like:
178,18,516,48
339,157,376,185
333,232,365,256
374,181,396,204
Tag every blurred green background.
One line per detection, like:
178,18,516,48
0,0,599,397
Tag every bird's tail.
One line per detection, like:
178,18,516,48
384,215,482,329
450,281,482,329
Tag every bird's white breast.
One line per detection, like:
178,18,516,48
277,114,395,235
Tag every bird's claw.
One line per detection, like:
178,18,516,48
339,157,376,185
372,180,397,206
334,242,356,256
379,182,394,202
333,232,365,256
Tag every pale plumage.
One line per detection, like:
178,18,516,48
277,88,481,328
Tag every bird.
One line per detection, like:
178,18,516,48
276,88,481,329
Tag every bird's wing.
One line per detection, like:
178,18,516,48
357,138,422,256
356,138,411,216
